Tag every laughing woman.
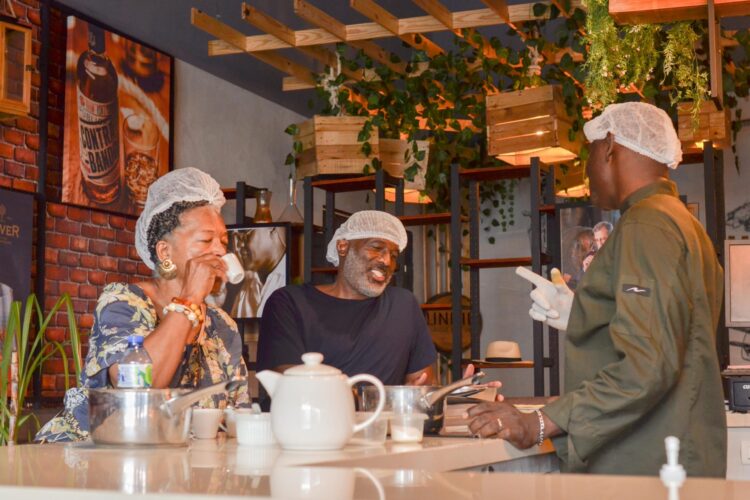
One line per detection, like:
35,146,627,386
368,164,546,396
36,168,249,442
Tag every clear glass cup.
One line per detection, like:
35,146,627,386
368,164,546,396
389,413,427,443
351,411,391,446
123,112,160,209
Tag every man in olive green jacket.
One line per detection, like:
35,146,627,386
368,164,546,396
468,102,727,477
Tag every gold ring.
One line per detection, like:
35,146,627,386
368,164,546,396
496,417,503,431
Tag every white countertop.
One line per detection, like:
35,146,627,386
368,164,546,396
1,435,746,499
0,435,552,496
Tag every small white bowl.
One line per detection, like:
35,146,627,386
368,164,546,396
224,408,253,437
236,412,276,447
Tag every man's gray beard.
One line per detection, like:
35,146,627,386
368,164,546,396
341,250,390,298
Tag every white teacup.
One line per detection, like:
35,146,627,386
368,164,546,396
191,408,224,439
222,253,245,284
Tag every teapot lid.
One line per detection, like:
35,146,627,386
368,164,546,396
284,353,341,376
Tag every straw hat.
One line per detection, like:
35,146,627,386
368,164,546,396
485,341,522,362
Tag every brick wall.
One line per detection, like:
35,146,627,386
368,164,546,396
0,2,151,401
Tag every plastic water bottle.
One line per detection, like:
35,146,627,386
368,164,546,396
117,335,153,388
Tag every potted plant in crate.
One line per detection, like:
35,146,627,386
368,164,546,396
0,293,81,445
284,58,379,180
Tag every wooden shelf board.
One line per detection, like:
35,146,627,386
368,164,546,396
539,204,555,213
459,166,531,181
310,175,377,192
311,267,338,274
399,213,467,226
420,303,467,311
462,253,551,268
462,359,535,369
461,257,532,268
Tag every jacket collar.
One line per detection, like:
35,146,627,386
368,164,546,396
619,178,679,214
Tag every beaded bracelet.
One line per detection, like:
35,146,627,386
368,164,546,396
534,409,545,446
162,298,203,328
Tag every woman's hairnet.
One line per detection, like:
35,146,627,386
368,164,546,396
135,167,226,269
583,102,683,169
326,210,408,266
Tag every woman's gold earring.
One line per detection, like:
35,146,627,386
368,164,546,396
158,258,177,279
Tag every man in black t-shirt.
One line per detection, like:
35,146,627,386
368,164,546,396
257,210,437,386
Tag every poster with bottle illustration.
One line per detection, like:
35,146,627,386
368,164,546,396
0,188,32,330
62,16,172,216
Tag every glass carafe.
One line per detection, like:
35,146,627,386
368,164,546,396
253,189,273,223
278,176,304,224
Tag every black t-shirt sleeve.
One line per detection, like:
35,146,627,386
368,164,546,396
257,288,306,371
405,293,438,374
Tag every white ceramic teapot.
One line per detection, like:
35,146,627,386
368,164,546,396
256,352,385,450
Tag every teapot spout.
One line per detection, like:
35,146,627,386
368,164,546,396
256,370,281,398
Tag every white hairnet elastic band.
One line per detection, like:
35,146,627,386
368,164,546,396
135,167,226,270
583,101,683,169
326,210,408,266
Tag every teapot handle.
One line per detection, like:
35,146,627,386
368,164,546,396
347,374,385,434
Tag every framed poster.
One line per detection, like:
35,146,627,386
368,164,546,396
725,240,750,328
559,205,620,290
62,16,172,215
0,189,32,329
219,223,292,320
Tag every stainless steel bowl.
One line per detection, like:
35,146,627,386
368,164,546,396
89,380,243,446
358,373,485,434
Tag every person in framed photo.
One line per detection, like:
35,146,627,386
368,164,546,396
230,226,287,318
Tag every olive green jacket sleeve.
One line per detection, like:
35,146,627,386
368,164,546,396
543,216,691,468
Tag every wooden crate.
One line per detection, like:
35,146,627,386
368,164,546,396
609,0,750,24
379,138,429,191
677,100,731,153
379,138,431,204
294,115,379,179
486,85,581,166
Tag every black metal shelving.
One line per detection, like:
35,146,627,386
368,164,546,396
449,158,562,396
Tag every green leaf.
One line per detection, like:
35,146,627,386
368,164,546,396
284,154,295,166
284,124,299,136
488,237,496,244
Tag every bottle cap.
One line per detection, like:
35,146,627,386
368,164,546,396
127,335,145,346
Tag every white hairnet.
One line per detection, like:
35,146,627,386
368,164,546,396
135,167,226,269
583,102,682,169
326,210,408,266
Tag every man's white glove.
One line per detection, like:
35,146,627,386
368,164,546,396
515,267,574,331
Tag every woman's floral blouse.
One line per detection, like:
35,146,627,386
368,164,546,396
36,283,249,442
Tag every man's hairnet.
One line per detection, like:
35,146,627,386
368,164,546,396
135,167,226,270
583,102,682,169
326,210,408,266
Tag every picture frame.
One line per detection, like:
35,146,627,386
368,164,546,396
220,223,292,320
558,204,620,290
62,14,173,216
687,202,700,219
725,239,750,328
0,188,33,325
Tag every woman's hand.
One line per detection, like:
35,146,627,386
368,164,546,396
178,253,227,304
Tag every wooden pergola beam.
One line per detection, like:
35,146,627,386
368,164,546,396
207,1,583,55
351,0,445,57
242,2,297,46
293,0,348,41
192,8,316,86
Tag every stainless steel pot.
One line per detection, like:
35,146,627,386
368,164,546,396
358,373,484,434
88,380,244,446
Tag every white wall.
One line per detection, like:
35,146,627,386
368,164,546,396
173,59,374,226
